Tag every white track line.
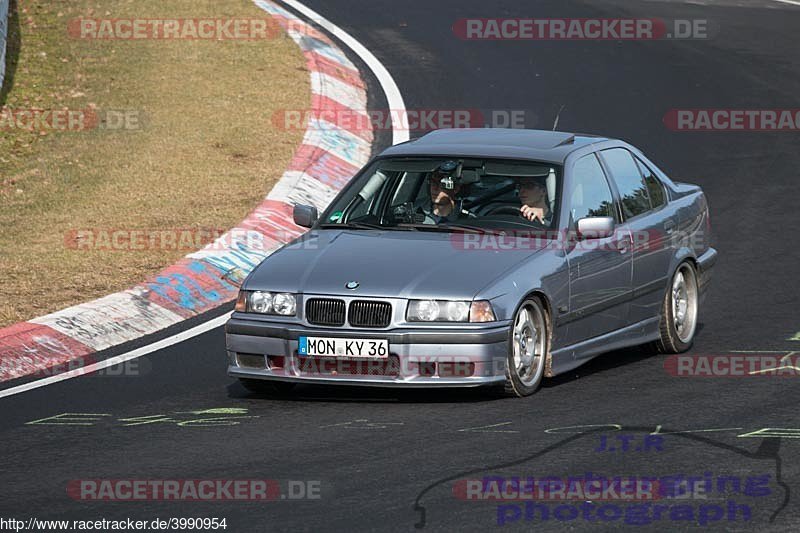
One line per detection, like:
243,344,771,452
773,0,800,7
0,0,406,399
0,313,231,399
279,0,409,146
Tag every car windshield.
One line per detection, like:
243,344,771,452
319,157,561,232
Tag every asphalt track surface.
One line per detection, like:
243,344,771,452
2,0,800,531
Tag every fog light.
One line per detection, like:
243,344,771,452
418,362,436,377
267,355,285,369
439,362,475,377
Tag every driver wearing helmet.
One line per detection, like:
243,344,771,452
417,161,468,224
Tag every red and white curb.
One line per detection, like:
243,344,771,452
0,0,406,385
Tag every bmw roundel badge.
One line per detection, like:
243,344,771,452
345,281,359,290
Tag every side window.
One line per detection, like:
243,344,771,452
569,154,616,224
635,157,666,209
601,148,651,219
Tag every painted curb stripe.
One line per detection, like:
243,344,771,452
311,94,373,141
311,71,368,110
278,0,409,146
287,144,361,189
0,323,93,381
30,289,186,352
267,170,339,211
303,51,365,89
302,117,372,164
267,14,333,44
0,0,374,383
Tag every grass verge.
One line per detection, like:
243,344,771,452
0,0,309,326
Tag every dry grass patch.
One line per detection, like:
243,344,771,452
0,0,310,326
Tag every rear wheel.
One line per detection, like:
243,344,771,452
239,378,296,395
503,298,548,397
656,262,699,353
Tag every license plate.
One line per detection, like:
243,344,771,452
298,336,389,358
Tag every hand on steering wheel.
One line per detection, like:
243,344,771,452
520,204,546,223
488,205,547,226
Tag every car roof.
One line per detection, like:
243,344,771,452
378,128,610,164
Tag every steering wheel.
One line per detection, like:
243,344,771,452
487,205,524,217
486,205,549,228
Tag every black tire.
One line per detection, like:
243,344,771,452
503,297,549,397
656,261,699,354
239,378,296,395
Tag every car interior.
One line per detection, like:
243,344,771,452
328,158,561,230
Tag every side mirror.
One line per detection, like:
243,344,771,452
293,204,318,228
576,216,615,240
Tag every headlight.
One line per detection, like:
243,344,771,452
251,291,273,313
412,300,440,321
235,291,297,316
272,292,296,316
407,300,495,322
445,301,470,322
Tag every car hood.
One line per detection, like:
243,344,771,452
245,229,541,300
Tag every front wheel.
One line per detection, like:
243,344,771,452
503,298,549,397
656,262,699,353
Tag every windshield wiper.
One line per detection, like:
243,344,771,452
320,222,487,233
319,222,387,230
395,223,486,233
441,223,489,233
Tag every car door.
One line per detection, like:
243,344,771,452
598,148,676,326
563,153,633,347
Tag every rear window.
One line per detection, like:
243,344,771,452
635,157,667,209
600,148,651,219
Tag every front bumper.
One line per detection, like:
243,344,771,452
225,316,510,388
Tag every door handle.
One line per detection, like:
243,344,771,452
664,220,676,235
